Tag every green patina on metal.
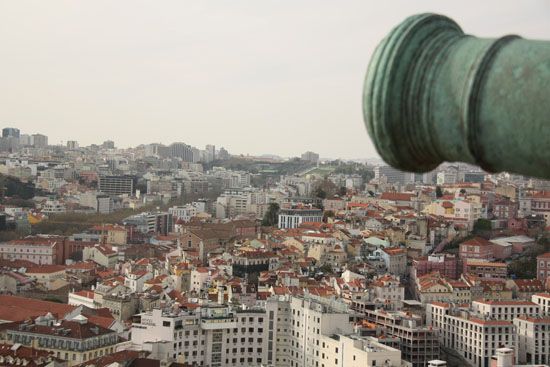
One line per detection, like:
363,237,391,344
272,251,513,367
363,13,550,178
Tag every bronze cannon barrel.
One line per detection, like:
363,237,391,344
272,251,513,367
363,13,550,178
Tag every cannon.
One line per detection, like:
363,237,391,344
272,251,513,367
363,13,550,178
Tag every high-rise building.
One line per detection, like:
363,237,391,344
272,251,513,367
0,136,19,152
206,144,216,162
301,151,320,163
132,304,276,367
131,296,402,367
102,140,115,149
19,134,31,146
218,147,230,160
98,175,135,196
31,133,48,148
192,147,201,163
67,140,79,150
170,142,194,162
2,127,20,138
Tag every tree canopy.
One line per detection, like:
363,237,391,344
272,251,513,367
261,203,280,227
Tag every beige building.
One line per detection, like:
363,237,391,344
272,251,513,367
105,225,127,245
322,335,401,367
532,293,550,314
379,247,407,276
102,293,139,321
82,245,118,268
25,265,67,290
514,315,550,365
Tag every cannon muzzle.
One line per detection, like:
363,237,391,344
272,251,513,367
363,13,550,178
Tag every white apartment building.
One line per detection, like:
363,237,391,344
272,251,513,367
271,295,401,367
284,296,354,367
371,275,405,310
68,290,97,309
378,247,407,276
427,302,517,367
320,334,401,367
41,200,66,214
131,304,276,367
124,270,153,292
216,189,249,219
169,204,200,222
0,237,60,265
278,208,323,229
471,300,540,321
436,171,457,185
190,268,211,294
514,315,550,365
131,296,402,367
532,293,550,315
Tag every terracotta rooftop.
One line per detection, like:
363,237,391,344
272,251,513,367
0,295,75,322
461,237,492,247
26,265,66,274
380,192,414,201
73,290,95,299
468,317,513,326
474,300,536,306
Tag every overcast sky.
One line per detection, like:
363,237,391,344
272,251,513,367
1,1,549,159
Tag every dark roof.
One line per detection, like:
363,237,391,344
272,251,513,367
3,318,115,340
75,350,142,367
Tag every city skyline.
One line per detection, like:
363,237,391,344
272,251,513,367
0,124,385,162
1,1,549,159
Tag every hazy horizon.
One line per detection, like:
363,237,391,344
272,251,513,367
1,1,549,159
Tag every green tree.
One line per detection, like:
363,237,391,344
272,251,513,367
473,218,492,233
261,203,280,227
313,178,337,199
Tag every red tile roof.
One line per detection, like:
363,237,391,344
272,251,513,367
380,192,414,201
0,343,53,361
73,290,95,299
475,300,536,306
461,237,492,247
26,265,66,274
0,295,75,322
468,317,513,326
442,201,454,209
515,315,550,324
